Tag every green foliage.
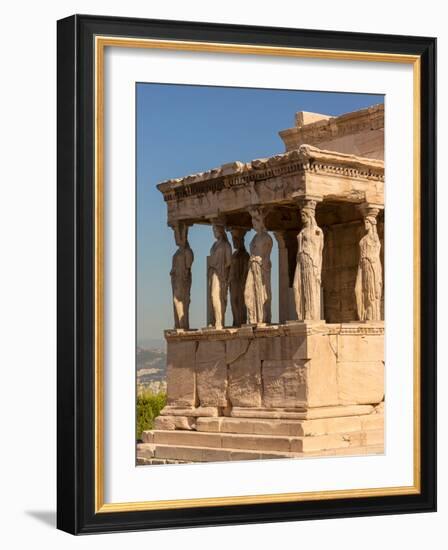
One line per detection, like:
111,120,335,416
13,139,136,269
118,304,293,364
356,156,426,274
136,391,167,440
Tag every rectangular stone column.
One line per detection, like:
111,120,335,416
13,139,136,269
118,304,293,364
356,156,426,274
274,231,298,324
274,232,289,324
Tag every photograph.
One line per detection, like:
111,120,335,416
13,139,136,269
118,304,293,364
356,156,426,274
136,84,386,465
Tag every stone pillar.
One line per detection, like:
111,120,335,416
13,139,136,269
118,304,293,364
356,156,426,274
274,231,297,323
169,221,194,330
244,206,273,325
274,231,289,324
229,228,249,326
207,217,232,329
292,195,324,321
355,203,384,321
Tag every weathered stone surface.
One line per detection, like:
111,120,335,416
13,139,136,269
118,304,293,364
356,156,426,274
196,417,223,432
151,429,293,452
153,430,222,448
166,340,197,407
229,228,249,326
262,330,341,410
262,359,307,408
260,334,307,361
154,415,196,431
337,361,384,404
304,444,384,458
321,222,365,323
155,444,232,463
196,340,228,407
360,413,384,431
294,197,324,321
299,416,362,436
207,223,232,329
160,406,220,417
337,334,384,362
244,208,273,324
154,444,291,462
355,205,383,321
197,415,362,436
304,404,374,419
221,433,291,452
279,104,384,160
158,144,384,224
306,333,339,407
227,339,262,407
230,404,374,419
291,434,350,453
149,425,384,456
170,222,193,329
141,431,154,443
226,337,252,363
295,111,332,128
362,429,384,446
136,442,155,458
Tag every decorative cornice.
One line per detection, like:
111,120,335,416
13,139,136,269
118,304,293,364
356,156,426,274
279,104,384,150
157,145,384,202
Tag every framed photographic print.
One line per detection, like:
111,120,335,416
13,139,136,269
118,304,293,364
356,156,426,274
57,14,436,534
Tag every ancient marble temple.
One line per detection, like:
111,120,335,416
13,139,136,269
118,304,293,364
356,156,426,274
138,104,385,464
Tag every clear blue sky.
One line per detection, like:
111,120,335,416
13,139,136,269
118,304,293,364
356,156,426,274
137,83,383,346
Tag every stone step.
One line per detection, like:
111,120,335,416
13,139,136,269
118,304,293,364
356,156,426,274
148,443,384,463
230,404,375,420
144,428,383,454
196,414,383,437
153,444,292,462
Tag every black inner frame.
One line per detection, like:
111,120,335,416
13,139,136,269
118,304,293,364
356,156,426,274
57,14,436,535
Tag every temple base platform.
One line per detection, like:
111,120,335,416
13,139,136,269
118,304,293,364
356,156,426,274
137,322,384,464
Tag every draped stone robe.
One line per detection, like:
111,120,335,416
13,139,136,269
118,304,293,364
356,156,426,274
208,238,232,328
230,247,249,326
244,231,273,324
293,223,324,320
170,244,194,329
355,233,382,321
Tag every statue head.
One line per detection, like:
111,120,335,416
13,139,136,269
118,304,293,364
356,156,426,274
212,222,226,240
364,215,377,232
172,222,188,247
250,208,266,233
300,203,317,227
230,228,246,250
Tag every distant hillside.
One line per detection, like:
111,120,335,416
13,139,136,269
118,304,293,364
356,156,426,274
137,338,166,350
136,346,167,393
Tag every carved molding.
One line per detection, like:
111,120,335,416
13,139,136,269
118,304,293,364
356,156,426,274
157,145,384,202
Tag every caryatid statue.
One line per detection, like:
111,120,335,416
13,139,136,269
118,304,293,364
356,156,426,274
170,222,194,329
293,197,324,321
355,205,383,321
229,228,249,326
208,220,232,330
244,207,273,324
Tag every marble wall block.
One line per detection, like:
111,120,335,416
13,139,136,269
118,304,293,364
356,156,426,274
165,340,197,407
337,334,384,362
196,340,228,407
227,339,262,407
337,361,384,405
305,333,339,407
262,359,307,408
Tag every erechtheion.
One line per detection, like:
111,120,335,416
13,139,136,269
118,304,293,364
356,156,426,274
138,104,385,464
